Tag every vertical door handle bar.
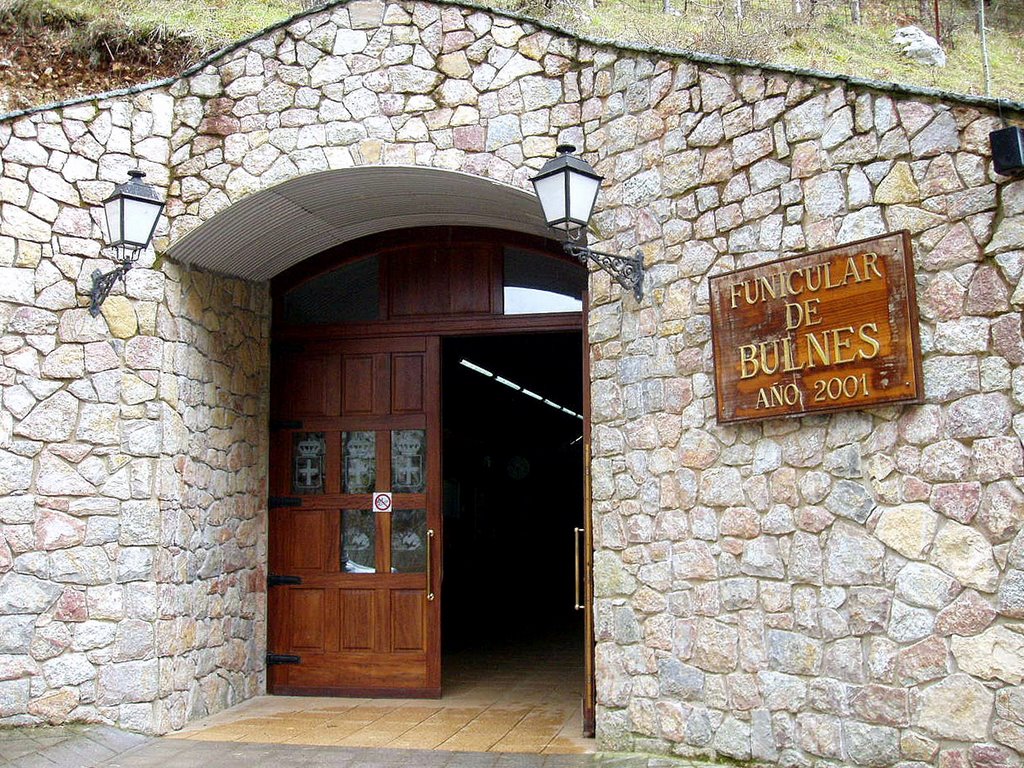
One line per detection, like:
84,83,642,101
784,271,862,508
426,528,435,601
574,526,584,611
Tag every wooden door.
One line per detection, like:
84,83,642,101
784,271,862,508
267,335,441,697
580,290,596,736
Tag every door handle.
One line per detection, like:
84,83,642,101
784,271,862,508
426,528,435,601
574,526,584,611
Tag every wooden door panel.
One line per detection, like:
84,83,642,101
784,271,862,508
281,354,341,417
389,250,448,316
448,247,494,314
342,355,377,415
390,590,426,651
290,589,327,650
391,354,424,413
276,653,428,692
339,589,375,650
286,511,328,572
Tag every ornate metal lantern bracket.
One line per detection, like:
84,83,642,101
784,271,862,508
563,242,644,302
89,248,140,317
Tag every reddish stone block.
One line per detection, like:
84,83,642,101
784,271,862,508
931,482,982,523
971,744,1021,768
53,588,87,622
851,683,911,726
199,116,240,136
966,265,1010,316
936,590,997,636
896,635,949,685
941,748,972,768
992,313,1024,365
452,125,484,151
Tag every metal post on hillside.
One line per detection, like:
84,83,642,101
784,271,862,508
978,0,992,96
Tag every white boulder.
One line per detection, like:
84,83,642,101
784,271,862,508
892,26,947,67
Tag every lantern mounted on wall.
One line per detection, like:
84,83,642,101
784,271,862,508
90,169,165,316
530,144,644,301
991,126,1024,178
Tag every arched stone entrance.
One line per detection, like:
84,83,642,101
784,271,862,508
166,160,595,699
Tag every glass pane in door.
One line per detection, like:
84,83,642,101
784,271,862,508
292,432,326,494
341,509,375,572
343,431,376,493
391,509,427,573
392,429,426,493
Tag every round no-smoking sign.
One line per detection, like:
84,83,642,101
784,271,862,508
372,492,393,513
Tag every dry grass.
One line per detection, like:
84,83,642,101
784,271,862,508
1,0,1022,111
505,0,1024,100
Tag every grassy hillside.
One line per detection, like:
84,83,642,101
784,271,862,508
0,0,1022,114
566,1,1023,100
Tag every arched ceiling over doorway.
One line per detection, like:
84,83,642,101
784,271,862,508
167,167,551,281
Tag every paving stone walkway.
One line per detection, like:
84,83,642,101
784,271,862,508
101,741,700,768
1,725,701,768
0,724,149,767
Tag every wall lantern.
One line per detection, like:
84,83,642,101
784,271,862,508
991,126,1024,178
90,169,165,316
531,144,644,301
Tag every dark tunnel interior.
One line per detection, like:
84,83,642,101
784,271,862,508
440,332,585,656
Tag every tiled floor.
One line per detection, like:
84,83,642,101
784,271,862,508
168,637,594,755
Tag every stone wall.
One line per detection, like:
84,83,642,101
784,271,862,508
584,53,1024,768
0,88,269,732
152,266,269,732
1,0,1023,760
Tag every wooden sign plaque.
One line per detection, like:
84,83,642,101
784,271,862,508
709,231,923,424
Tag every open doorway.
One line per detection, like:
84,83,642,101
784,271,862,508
440,332,586,716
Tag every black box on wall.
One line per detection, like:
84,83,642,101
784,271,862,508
991,126,1024,177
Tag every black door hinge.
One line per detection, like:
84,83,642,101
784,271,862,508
270,419,303,430
268,574,303,587
269,496,302,508
267,653,301,665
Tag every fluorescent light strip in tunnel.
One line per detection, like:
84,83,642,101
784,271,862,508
459,358,584,420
